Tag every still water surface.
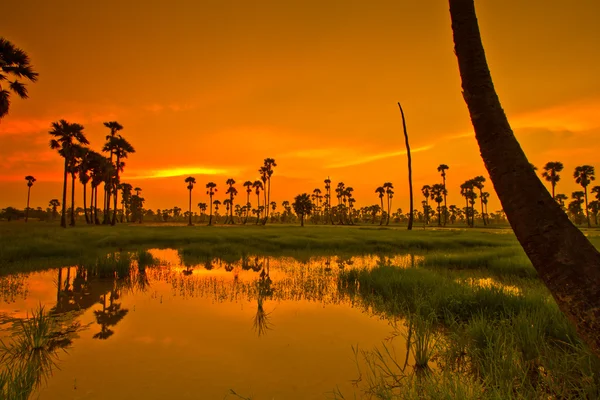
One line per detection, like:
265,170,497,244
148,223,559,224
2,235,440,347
1,250,420,399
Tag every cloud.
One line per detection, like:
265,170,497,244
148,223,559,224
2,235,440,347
326,145,434,169
125,166,239,180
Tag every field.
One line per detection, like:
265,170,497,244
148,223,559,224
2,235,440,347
1,222,600,399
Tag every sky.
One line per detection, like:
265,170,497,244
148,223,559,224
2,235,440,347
1,0,599,213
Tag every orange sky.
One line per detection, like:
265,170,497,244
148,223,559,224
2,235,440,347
1,0,599,213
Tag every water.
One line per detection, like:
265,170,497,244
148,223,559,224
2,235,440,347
0,250,419,399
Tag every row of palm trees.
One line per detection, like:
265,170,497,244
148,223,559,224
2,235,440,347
48,119,137,227
183,158,277,226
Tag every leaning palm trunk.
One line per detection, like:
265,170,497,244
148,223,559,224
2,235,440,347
398,102,413,230
450,0,600,356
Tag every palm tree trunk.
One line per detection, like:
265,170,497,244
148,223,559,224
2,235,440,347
70,172,76,226
443,177,448,226
584,188,591,228
551,181,556,200
83,183,89,224
208,196,213,226
450,0,600,357
61,158,68,228
25,186,31,222
379,198,385,226
398,103,414,230
188,190,193,226
94,187,100,224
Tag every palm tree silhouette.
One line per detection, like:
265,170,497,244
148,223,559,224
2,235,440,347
102,122,123,224
292,193,313,227
472,176,487,225
197,202,207,222
430,183,447,226
77,149,93,224
420,185,431,225
49,199,60,220
119,183,133,222
225,178,237,224
206,182,217,225
24,175,36,222
574,165,596,228
252,180,263,223
324,177,332,224
375,186,385,225
103,135,135,225
243,180,253,223
261,158,277,224
437,164,450,225
0,37,38,118
49,120,89,228
383,182,394,225
185,176,196,226
397,103,414,230
541,162,564,200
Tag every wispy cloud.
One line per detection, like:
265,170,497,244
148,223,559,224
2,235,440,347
327,145,434,169
125,166,238,180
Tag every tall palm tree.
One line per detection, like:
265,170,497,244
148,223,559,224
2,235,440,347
225,178,237,224
77,149,93,224
591,186,600,202
24,175,36,222
541,161,564,200
0,37,39,118
472,175,487,225
49,199,60,220
103,135,135,226
262,158,277,223
573,165,595,228
383,182,394,225
185,177,196,226
67,145,87,226
120,183,133,222
420,185,431,225
197,202,207,222
253,180,263,222
437,164,450,225
398,103,414,230
430,183,447,226
49,120,88,228
449,0,600,356
375,186,385,225
243,180,253,223
206,182,217,225
324,177,333,224
102,121,123,224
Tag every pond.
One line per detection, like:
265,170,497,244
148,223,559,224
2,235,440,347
0,250,422,399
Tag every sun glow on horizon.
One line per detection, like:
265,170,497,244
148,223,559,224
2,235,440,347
130,167,236,180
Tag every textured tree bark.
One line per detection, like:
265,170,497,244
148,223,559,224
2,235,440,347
449,0,600,356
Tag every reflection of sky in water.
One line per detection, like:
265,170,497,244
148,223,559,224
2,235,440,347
0,251,418,399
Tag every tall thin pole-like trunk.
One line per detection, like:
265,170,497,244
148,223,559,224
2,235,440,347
208,195,213,226
399,103,413,230
584,188,591,228
25,186,31,222
479,188,486,225
442,176,448,226
61,158,68,228
188,189,193,226
551,180,556,200
450,0,600,356
70,172,76,226
83,182,89,224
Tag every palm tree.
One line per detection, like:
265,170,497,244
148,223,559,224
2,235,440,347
555,193,568,210
206,182,217,225
0,38,39,118
102,121,123,224
375,186,385,225
292,193,313,227
437,164,450,225
120,183,133,222
450,0,600,356
77,149,93,224
573,165,595,228
430,183,447,226
588,200,599,226
185,177,196,226
225,178,237,224
398,103,414,230
49,199,60,220
472,176,487,225
383,182,394,225
252,180,263,222
213,200,221,219
103,135,135,226
262,158,277,223
243,180,253,223
541,161,564,200
49,120,88,228
24,175,36,222
420,185,431,225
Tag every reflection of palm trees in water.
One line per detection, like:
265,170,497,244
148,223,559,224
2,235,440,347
93,290,129,340
253,260,274,337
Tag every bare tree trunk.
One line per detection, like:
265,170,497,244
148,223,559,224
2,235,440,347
70,172,76,226
450,0,600,357
61,158,68,228
83,183,89,224
25,186,31,222
398,103,413,230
